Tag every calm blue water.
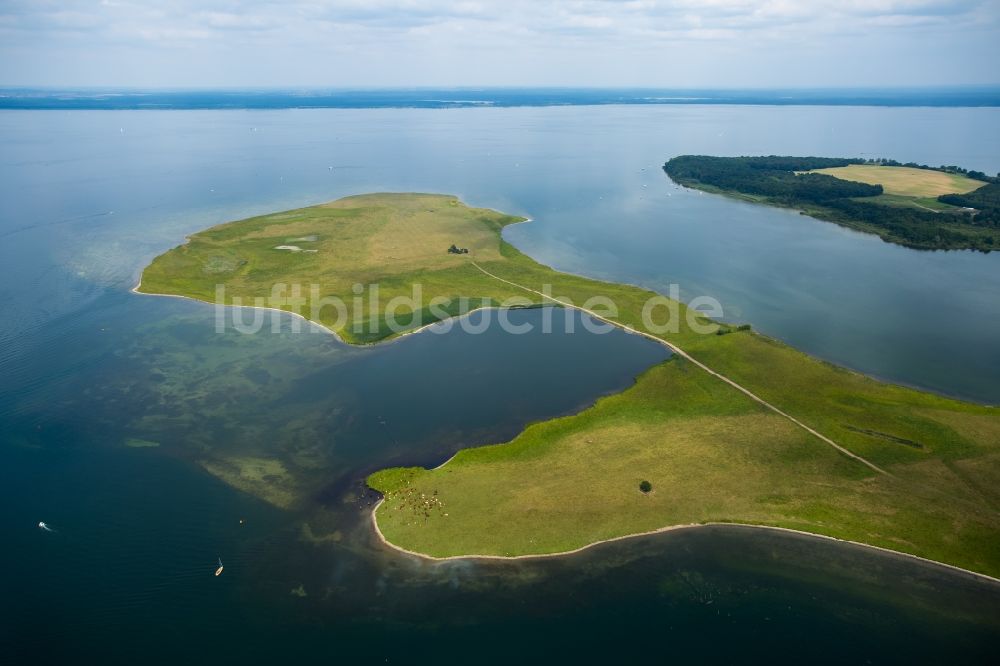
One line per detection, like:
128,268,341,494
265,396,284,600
2,105,998,401
1,106,999,663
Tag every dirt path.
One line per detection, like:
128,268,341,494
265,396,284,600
471,261,890,476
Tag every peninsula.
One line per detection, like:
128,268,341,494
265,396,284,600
139,193,1000,577
663,156,999,251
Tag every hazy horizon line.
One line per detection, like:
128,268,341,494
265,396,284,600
3,86,999,110
3,84,999,92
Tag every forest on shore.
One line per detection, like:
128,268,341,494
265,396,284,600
663,155,998,251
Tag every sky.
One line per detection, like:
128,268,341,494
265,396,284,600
0,0,998,88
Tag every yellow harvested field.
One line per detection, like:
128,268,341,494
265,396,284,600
809,165,987,198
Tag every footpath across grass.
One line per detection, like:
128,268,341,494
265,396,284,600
140,193,1000,576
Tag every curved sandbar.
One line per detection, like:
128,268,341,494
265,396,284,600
138,193,1000,577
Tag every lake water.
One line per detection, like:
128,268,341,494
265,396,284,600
1,106,999,663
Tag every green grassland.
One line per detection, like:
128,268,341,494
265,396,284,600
370,360,1000,575
810,165,987,198
139,193,530,344
860,193,958,213
140,193,1000,576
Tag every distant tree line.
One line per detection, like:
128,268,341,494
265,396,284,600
859,157,998,184
663,155,881,204
716,323,752,336
824,198,992,247
662,155,996,251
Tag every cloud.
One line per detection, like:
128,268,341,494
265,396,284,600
199,11,273,31
1,1,991,40
0,0,996,86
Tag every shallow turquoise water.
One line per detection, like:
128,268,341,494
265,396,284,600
1,106,999,663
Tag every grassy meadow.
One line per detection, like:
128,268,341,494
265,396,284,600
139,193,529,344
140,193,1000,575
370,358,1000,575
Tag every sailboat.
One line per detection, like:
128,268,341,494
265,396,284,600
215,557,224,576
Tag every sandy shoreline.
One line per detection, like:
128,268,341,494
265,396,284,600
131,276,551,349
368,499,1000,586
128,208,537,348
